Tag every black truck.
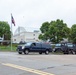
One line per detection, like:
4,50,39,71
17,42,52,55
53,43,76,54
64,43,76,54
53,43,65,52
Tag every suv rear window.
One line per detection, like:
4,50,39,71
67,44,73,47
55,44,61,47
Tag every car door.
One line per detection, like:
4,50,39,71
41,43,47,51
30,43,41,52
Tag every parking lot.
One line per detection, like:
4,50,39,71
0,52,76,75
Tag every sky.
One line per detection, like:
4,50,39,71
0,0,76,34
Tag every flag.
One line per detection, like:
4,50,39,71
11,14,15,26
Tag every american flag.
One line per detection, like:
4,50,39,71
11,15,15,26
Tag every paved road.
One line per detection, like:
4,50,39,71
0,52,76,75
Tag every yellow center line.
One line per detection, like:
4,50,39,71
2,63,55,75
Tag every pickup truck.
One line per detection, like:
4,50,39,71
17,42,52,55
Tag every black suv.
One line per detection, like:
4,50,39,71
53,43,66,52
53,43,76,54
17,42,52,55
63,43,76,54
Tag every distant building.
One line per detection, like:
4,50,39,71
13,26,41,43
0,37,4,42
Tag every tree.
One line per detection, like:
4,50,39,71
0,21,11,40
49,19,70,43
40,22,50,33
39,22,50,41
39,19,70,43
70,24,76,43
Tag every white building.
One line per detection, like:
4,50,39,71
13,27,41,43
0,36,4,42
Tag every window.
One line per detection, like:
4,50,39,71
56,44,61,47
14,39,16,41
33,34,35,36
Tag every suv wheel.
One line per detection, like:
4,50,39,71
18,52,22,54
75,51,76,54
45,50,49,55
24,49,29,54
39,52,42,54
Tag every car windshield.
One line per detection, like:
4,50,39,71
55,44,61,47
24,42,32,46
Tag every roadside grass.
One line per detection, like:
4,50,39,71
0,44,17,52
52,51,63,55
0,44,64,55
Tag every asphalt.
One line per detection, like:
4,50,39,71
0,52,76,75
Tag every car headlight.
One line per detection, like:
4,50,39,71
22,46,25,49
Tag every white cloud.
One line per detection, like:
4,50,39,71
0,0,76,33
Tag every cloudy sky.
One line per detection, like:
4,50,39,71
0,0,76,34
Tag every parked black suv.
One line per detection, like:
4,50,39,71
63,43,76,54
17,42,52,55
53,43,76,54
53,43,66,52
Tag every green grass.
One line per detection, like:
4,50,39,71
0,44,17,52
52,51,63,55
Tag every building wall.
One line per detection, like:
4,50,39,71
24,32,39,42
0,37,4,42
13,32,25,43
13,31,40,43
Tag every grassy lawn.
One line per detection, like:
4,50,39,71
52,51,63,55
0,44,64,55
0,44,17,52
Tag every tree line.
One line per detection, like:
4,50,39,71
0,19,76,44
39,19,76,43
0,21,11,40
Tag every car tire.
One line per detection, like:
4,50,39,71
75,51,76,54
39,52,42,54
18,52,22,54
24,49,29,54
45,50,49,55
63,51,69,54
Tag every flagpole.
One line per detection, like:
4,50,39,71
11,13,12,51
